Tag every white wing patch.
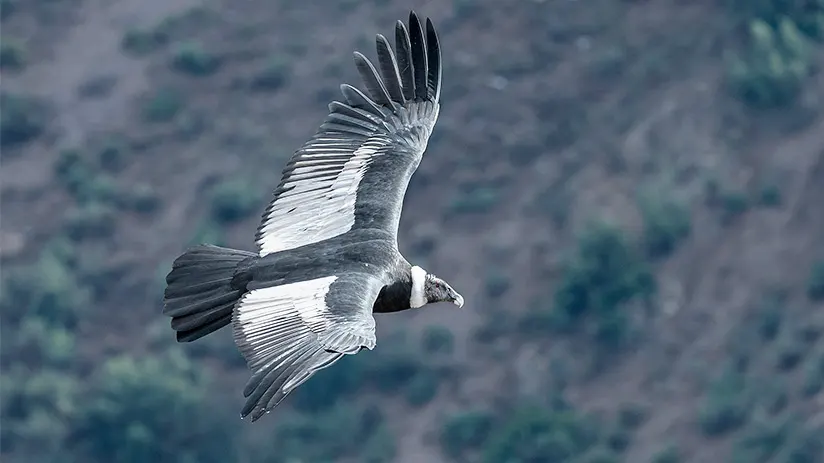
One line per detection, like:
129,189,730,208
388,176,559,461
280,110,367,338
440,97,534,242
234,276,337,367
231,274,380,421
256,137,390,257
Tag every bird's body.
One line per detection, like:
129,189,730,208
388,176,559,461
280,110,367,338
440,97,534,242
162,11,463,422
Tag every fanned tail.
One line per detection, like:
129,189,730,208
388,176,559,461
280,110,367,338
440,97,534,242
162,244,255,342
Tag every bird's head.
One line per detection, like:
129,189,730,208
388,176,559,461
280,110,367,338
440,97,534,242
410,265,464,309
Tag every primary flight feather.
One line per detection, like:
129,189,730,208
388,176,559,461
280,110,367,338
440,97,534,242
162,11,463,422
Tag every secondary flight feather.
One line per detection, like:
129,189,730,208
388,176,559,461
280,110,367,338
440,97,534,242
162,11,462,422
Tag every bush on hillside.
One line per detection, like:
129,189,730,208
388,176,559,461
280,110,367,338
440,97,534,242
639,194,691,259
64,203,117,240
171,41,220,76
421,325,455,355
1,92,46,148
727,19,813,108
0,367,80,460
699,367,750,436
440,409,495,459
0,250,91,328
209,179,264,224
290,353,368,412
806,260,824,301
121,27,169,56
97,137,130,172
552,222,656,346
0,38,26,70
71,350,235,463
142,88,185,123
273,404,395,462
727,0,824,39
251,56,291,91
482,403,600,463
651,444,681,463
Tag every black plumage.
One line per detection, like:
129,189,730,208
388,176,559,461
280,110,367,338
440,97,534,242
162,11,463,422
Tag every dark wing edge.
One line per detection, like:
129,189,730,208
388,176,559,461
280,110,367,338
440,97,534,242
232,272,382,422
335,10,442,132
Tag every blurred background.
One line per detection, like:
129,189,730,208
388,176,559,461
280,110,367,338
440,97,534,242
2,0,824,462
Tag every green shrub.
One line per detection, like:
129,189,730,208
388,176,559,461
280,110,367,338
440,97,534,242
64,203,117,240
583,448,621,463
274,403,392,462
74,175,119,205
142,88,184,123
730,417,796,463
651,444,681,463
421,325,455,355
475,308,515,343
171,41,220,76
251,56,290,91
807,260,824,301
775,336,805,371
188,219,226,247
727,18,813,108
55,148,91,193
290,353,368,412
404,369,440,407
1,92,46,148
1,0,17,21
293,337,442,411
699,368,750,436
54,147,125,208
97,137,129,172
482,404,599,463
775,425,824,462
754,379,789,414
756,297,783,341
120,184,161,213
801,353,824,397
552,222,655,346
72,350,235,463
639,194,691,258
121,28,169,56
727,0,824,39
369,348,428,393
484,270,511,298
757,182,782,207
440,409,495,458
12,316,75,368
605,428,631,453
719,190,750,222
0,367,80,459
616,403,648,430
0,250,91,328
0,38,25,70
533,184,572,227
209,179,264,224
361,424,397,463
517,301,560,338
449,186,499,214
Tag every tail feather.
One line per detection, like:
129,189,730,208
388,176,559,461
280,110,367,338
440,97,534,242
163,244,255,342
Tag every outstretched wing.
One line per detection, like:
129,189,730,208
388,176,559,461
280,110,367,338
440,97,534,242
255,11,443,257
232,271,384,421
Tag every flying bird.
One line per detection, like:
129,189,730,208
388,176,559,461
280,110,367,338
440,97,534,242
162,11,463,422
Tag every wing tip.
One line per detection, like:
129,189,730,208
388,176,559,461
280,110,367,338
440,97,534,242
338,11,442,114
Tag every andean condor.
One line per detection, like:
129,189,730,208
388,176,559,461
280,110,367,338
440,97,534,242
162,10,463,422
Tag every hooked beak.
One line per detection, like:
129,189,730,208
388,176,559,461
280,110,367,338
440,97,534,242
452,292,464,308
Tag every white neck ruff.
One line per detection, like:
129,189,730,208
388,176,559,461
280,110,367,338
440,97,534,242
410,265,427,309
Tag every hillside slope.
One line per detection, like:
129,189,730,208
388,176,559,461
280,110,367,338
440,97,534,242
2,0,824,462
